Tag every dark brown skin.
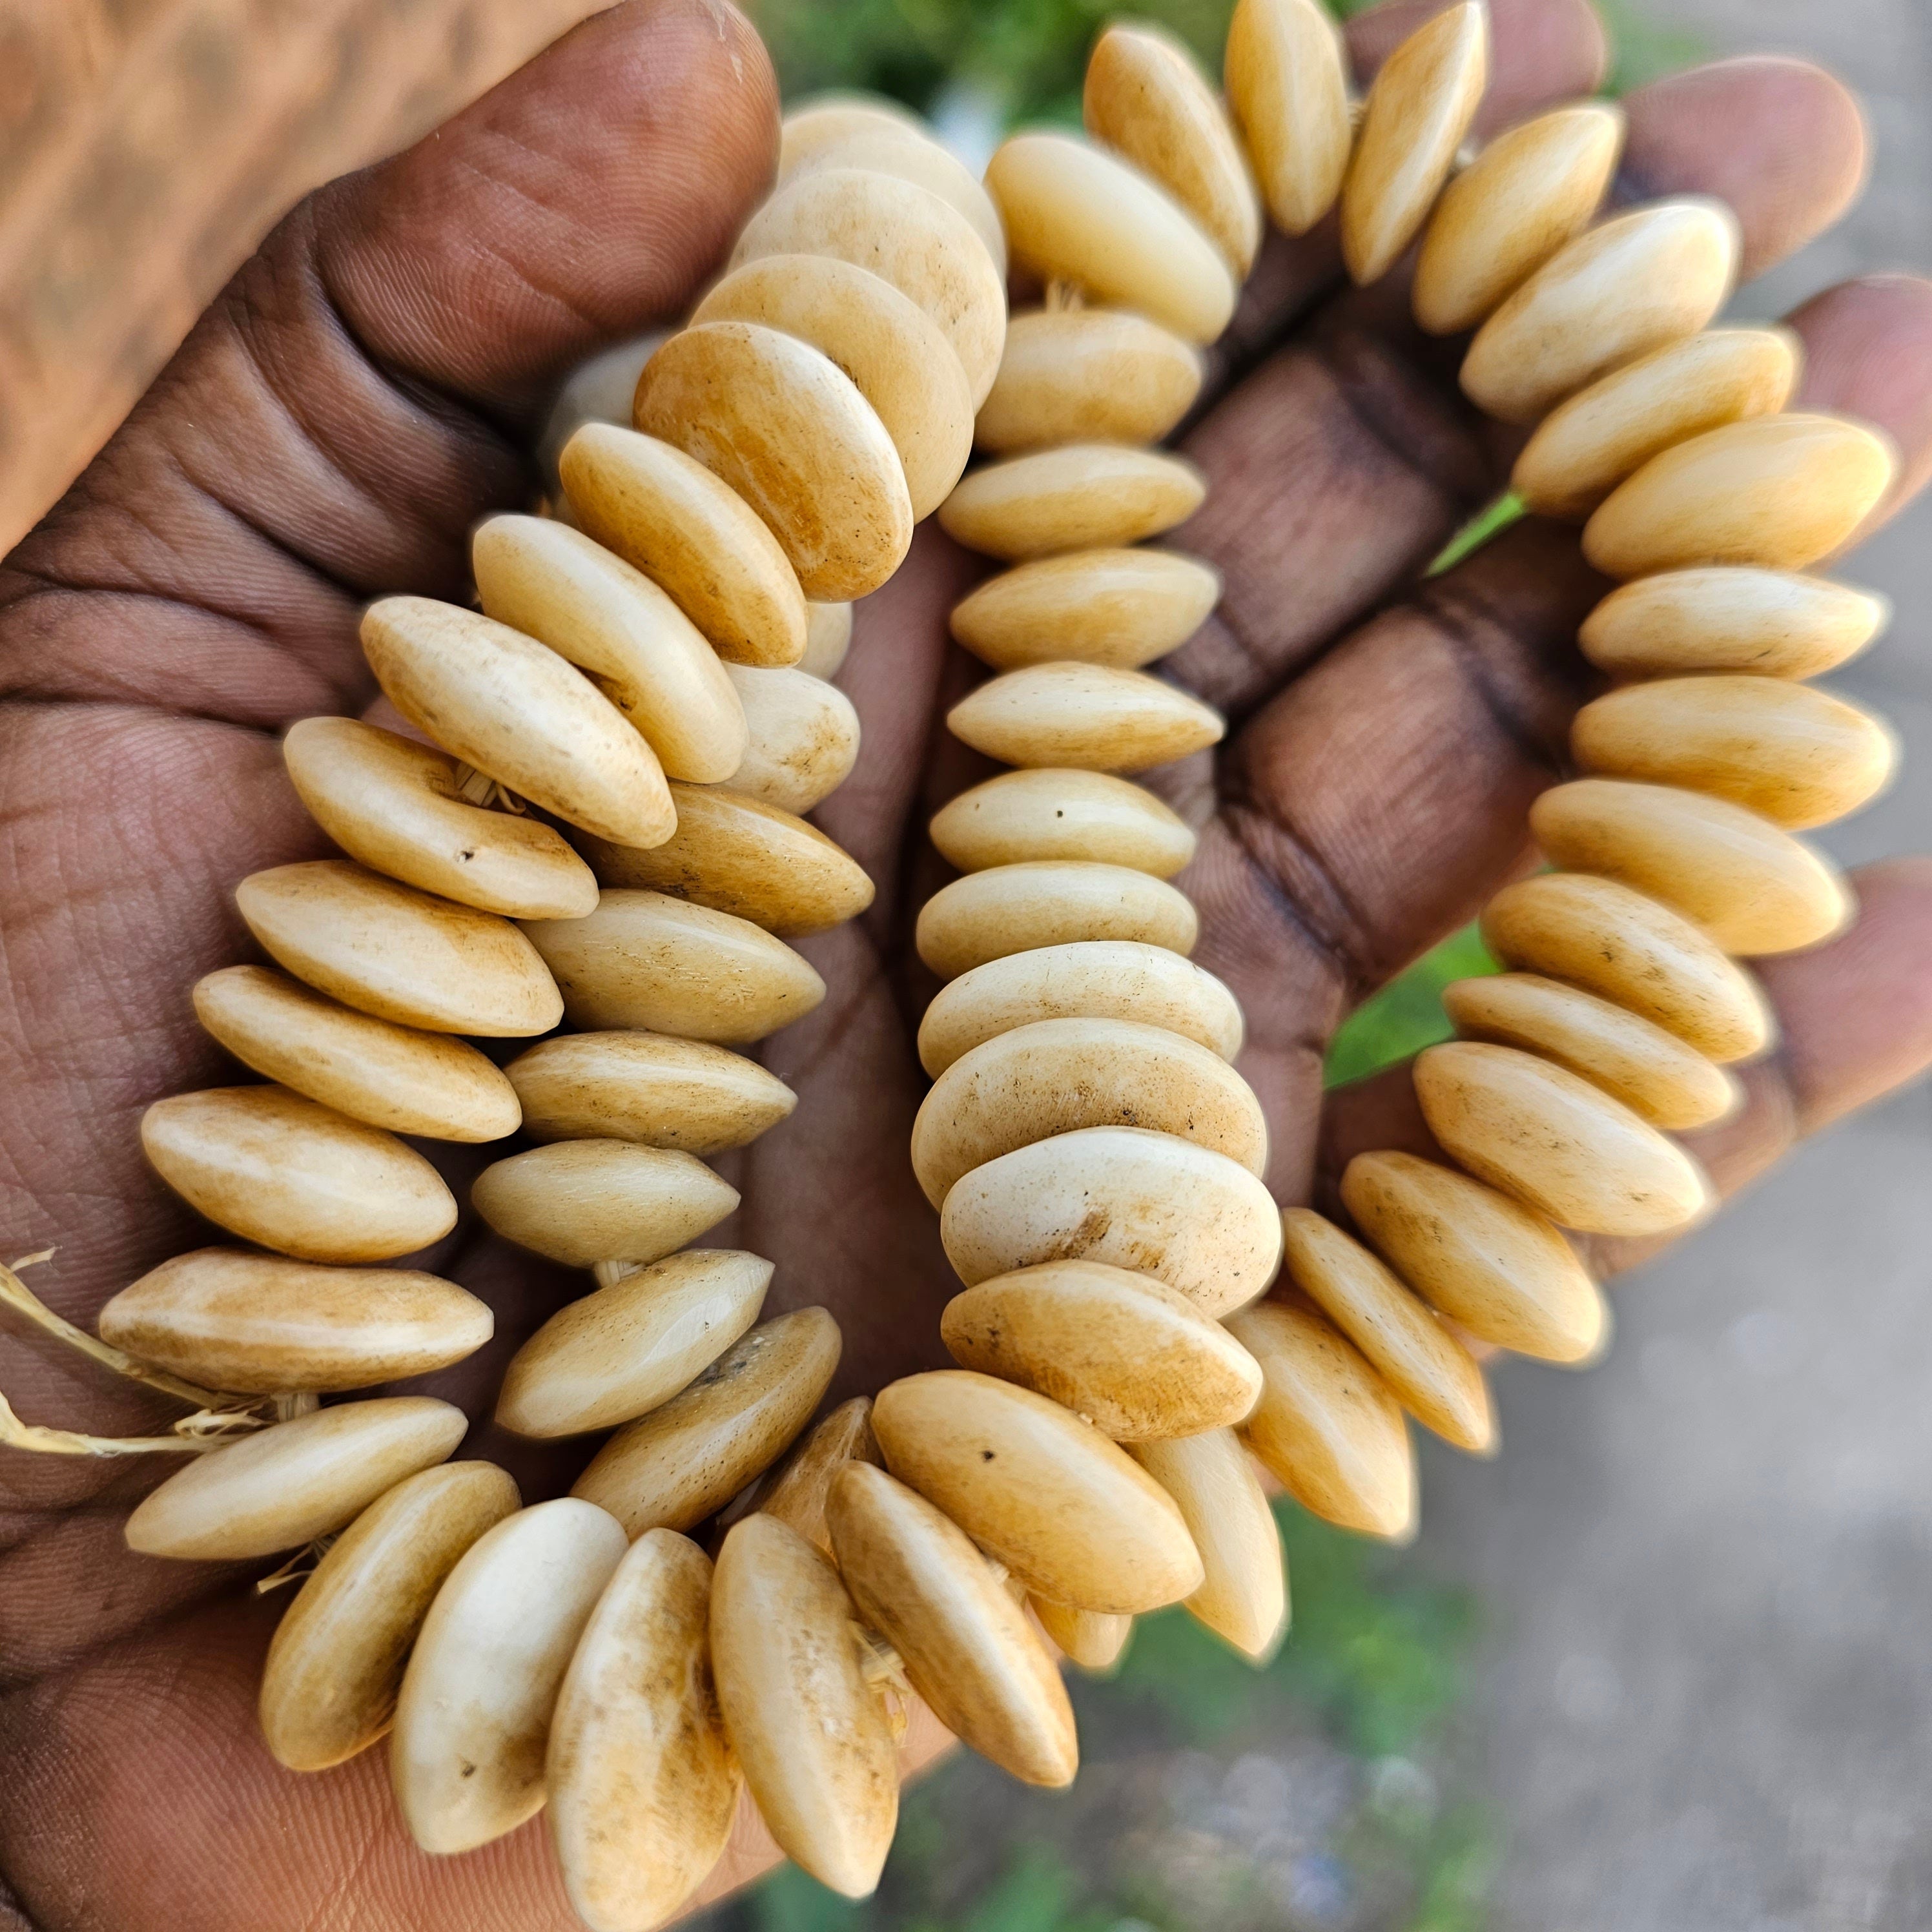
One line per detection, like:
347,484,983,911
3,1,1932,1926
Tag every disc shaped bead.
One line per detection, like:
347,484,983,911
785,130,1006,275
974,307,1204,455
778,94,930,174
916,861,1198,980
800,601,853,679
1031,1597,1133,1673
752,1397,883,1559
723,663,861,814
938,446,1205,563
1224,0,1350,238
929,770,1196,879
947,663,1225,771
949,548,1221,672
472,1142,739,1269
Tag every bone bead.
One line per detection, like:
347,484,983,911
523,890,825,1045
731,167,1006,406
260,1462,520,1772
785,128,1007,277
391,1499,627,1855
1570,675,1894,831
1129,1430,1286,1661
754,1397,883,1559
916,861,1199,980
1531,778,1851,956
929,770,1197,879
282,717,597,920
472,1142,738,1269
1481,871,1771,1063
949,548,1222,672
1031,1596,1133,1673
1341,0,1488,287
974,309,1203,458
872,1371,1203,1614
1443,972,1740,1131
938,447,1206,563
1583,413,1899,577
507,1031,796,1155
778,95,930,174
193,965,520,1143
470,514,747,784
947,663,1225,772
710,1514,899,1900
1341,1151,1605,1362
1512,327,1798,520
1412,103,1623,336
721,663,861,814
360,597,674,850
125,1396,468,1561
800,601,853,680
573,1308,843,1537
940,1260,1263,1441
829,1463,1078,1787
1223,0,1349,238
546,1531,739,1932
912,1016,1267,1206
141,1086,456,1263
918,940,1242,1076
1280,1209,1494,1452
497,1251,771,1440
940,1126,1284,1317
99,1249,491,1394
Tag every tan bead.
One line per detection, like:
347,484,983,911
752,1397,883,1559
800,601,854,680
778,94,930,175
947,662,1225,772
498,1250,770,1441
282,717,597,920
1570,675,1895,831
785,128,1006,276
470,514,747,785
391,1499,627,1855
1412,103,1623,336
940,1125,1284,1317
915,861,1199,981
522,889,825,1045
1341,1151,1605,1362
546,1531,739,1932
918,940,1241,1076
710,1514,899,1900
1579,568,1887,681
1531,777,1851,956
193,965,520,1143
872,1370,1203,1614
1129,1429,1286,1661
949,548,1221,673
360,596,674,849
912,1016,1266,1206
929,770,1196,879
141,1086,456,1264
472,1141,738,1270
975,307,1204,455
1223,0,1349,238
1583,413,1900,578
721,663,861,814
828,1463,1078,1787
940,1259,1263,1441
99,1249,491,1395
1443,971,1740,1131
1341,0,1488,287
125,1396,468,1561
938,446,1206,562
1481,871,1771,1062
260,1462,519,1771
573,1308,843,1536
1512,327,1798,519
506,1031,796,1155
1031,1596,1133,1673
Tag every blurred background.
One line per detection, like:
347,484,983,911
6,1,1929,1927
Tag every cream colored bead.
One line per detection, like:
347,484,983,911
1579,568,1887,681
1227,1300,1416,1541
507,1031,796,1155
125,1396,468,1561
872,1370,1203,1614
1223,0,1348,237
950,548,1221,672
141,1086,456,1264
1481,871,1770,1063
940,1125,1284,1317
975,307,1204,455
752,1397,883,1560
1512,327,1798,519
1341,0,1488,287
282,717,597,920
472,1141,737,1269
522,889,825,1045
940,1259,1262,1441
722,663,861,814
916,861,1198,980
391,1499,627,1855
1031,1596,1134,1673
800,601,854,680
947,662,1225,771
1412,103,1623,336
938,446,1206,562
546,1530,739,1932
260,1462,519,1772
193,965,520,1143
918,940,1241,1076
778,94,930,175
1570,675,1895,830
99,1249,491,1394
785,128,1007,276
1583,413,1899,578
573,1308,843,1536
929,770,1197,879
1531,777,1851,956
1443,971,1740,1131
1341,1151,1605,1362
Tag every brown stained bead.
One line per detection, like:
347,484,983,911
929,770,1197,879
947,662,1225,772
753,1397,883,1559
938,446,1206,562
949,548,1222,672
915,861,1198,981
471,1141,738,1269
784,129,1007,276
974,307,1203,454
800,601,854,680
1031,1596,1135,1673
1223,0,1350,238
722,663,862,815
